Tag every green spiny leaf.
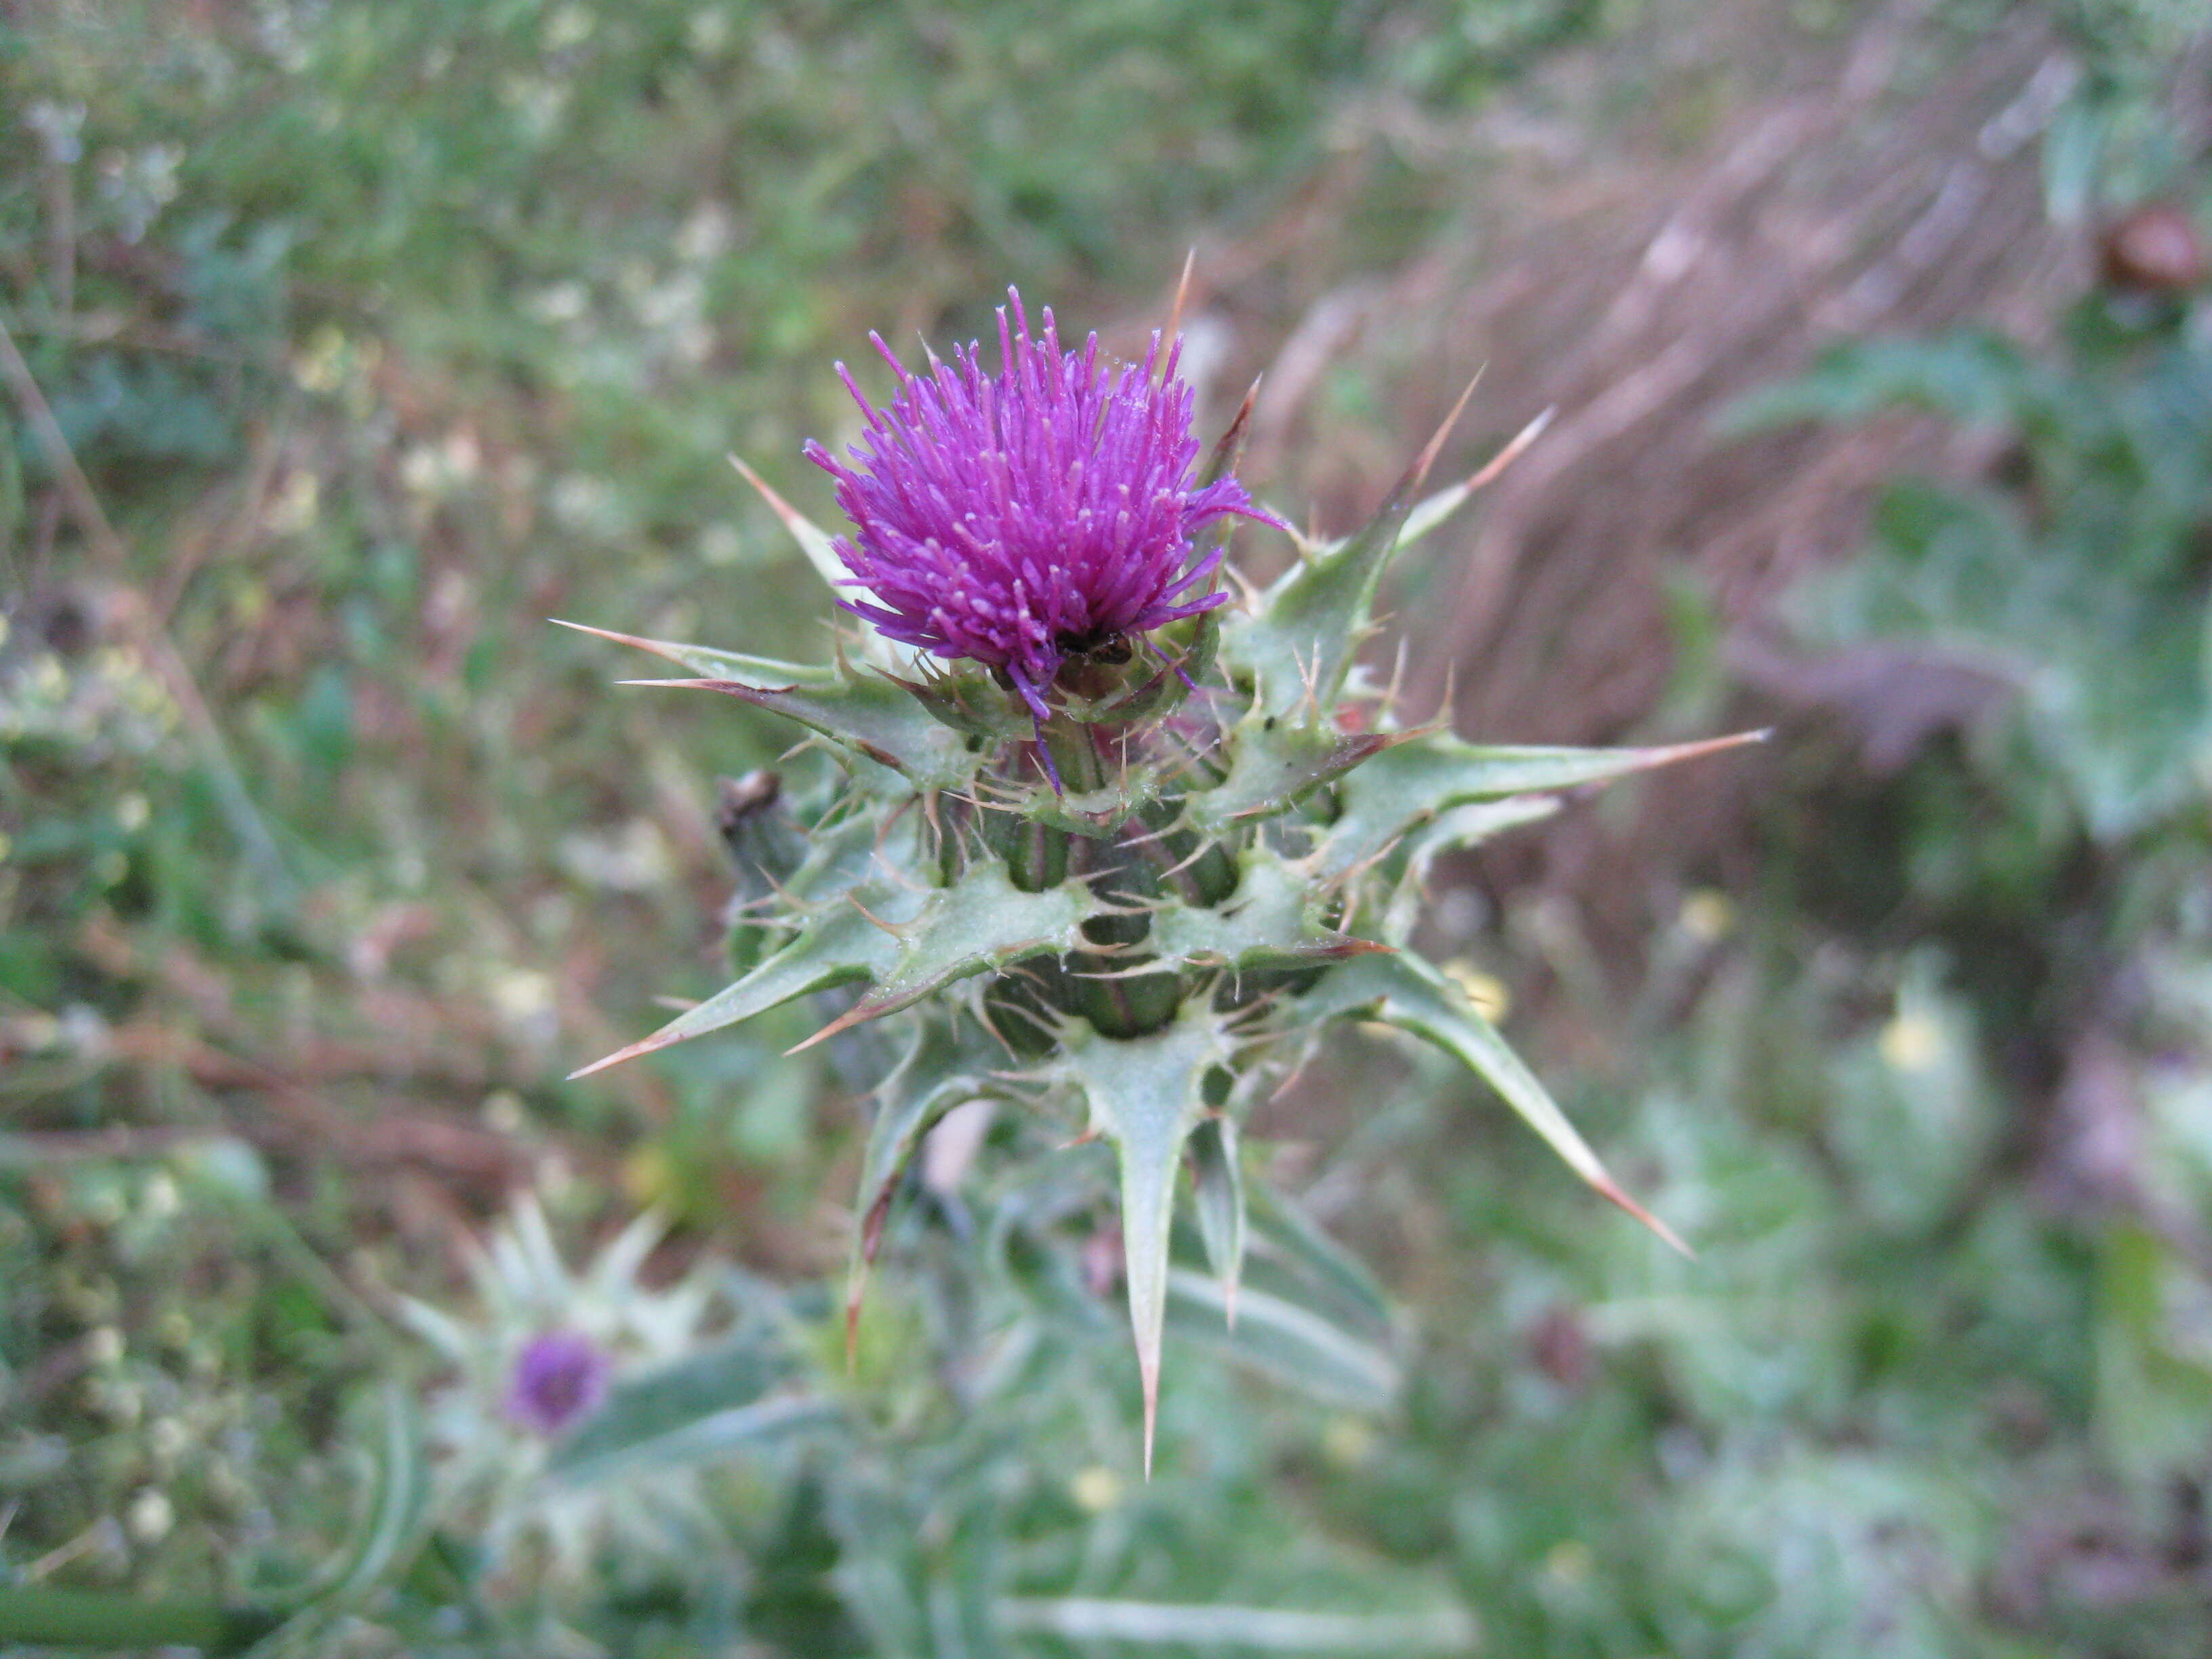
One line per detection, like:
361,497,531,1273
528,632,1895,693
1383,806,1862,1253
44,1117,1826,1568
571,904,892,1078
1312,729,1763,879
730,453,903,672
793,859,1100,1051
550,618,841,687
1147,846,1387,973
844,1019,996,1353
1055,1004,1239,1473
1395,794,1562,865
581,850,1099,1075
622,673,981,791
890,663,1033,740
1376,796,1562,944
1000,762,1174,836
1303,953,1687,1254
1393,405,1551,550
1185,718,1406,832
781,805,901,904
1218,388,1477,718
1220,509,1417,721
558,615,979,786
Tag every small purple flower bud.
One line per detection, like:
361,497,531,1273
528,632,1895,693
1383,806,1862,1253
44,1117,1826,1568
804,287,1277,722
506,1330,611,1437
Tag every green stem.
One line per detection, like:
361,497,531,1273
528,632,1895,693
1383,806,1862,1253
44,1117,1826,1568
0,1586,283,1652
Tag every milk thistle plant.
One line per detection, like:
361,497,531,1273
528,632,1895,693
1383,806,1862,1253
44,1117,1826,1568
398,1198,733,1578
566,287,1750,1467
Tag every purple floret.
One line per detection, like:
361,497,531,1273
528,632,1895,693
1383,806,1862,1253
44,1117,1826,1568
506,1330,611,1437
804,288,1276,722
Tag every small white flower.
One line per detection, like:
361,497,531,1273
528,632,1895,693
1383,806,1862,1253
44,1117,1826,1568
126,1488,174,1544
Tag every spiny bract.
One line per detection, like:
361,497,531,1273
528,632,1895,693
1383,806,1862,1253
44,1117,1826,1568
562,287,1755,1471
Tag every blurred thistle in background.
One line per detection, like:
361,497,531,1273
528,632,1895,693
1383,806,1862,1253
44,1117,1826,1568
505,1331,612,1439
399,1200,731,1584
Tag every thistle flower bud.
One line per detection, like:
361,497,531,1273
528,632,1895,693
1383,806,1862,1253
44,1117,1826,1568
804,288,1277,729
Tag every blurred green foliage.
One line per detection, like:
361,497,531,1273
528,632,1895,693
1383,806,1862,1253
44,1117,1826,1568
1737,304,2212,842
5,0,2212,1654
1699,88,2212,1656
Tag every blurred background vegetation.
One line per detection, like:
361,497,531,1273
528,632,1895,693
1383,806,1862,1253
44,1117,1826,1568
3,0,2211,1653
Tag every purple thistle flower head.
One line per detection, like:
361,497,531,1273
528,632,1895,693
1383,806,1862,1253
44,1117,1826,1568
804,289,1277,722
506,1330,612,1437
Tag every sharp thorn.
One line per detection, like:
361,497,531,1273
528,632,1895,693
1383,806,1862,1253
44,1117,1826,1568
1595,1174,1695,1260
567,1031,668,1080
1407,367,1484,492
846,895,907,937
1142,1360,1159,1481
1465,404,1553,493
729,453,813,537
549,618,698,670
1164,248,1197,352
787,1001,873,1055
